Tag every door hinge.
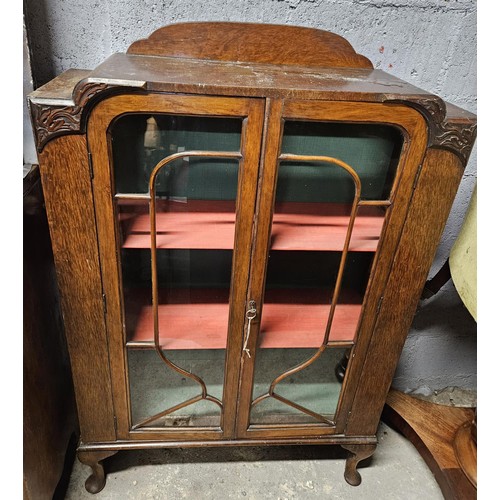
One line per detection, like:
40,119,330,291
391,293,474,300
376,295,384,314
412,163,423,192
113,415,117,432
102,293,107,314
88,152,94,179
345,410,352,428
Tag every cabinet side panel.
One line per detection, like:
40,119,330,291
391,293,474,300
346,148,464,436
38,135,116,443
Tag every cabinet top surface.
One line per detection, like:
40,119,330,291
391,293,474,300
31,52,445,106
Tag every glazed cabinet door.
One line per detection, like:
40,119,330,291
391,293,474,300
87,94,264,440
236,99,427,439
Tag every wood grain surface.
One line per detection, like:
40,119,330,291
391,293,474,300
345,148,465,437
383,390,476,500
127,22,373,69
23,166,78,499
38,135,116,443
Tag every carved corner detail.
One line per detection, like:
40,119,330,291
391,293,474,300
30,80,116,152
382,93,476,166
432,120,477,166
31,102,90,152
383,94,447,125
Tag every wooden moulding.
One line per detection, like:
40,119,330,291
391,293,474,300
78,434,377,451
388,98,476,165
28,71,146,153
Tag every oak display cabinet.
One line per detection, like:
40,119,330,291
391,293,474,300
29,22,476,493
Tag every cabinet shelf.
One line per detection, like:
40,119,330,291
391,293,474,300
125,288,361,349
118,200,384,252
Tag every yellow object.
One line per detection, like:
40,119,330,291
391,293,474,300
449,186,477,321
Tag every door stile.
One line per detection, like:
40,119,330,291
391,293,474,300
88,94,265,440
221,99,266,439
235,98,285,437
235,100,427,439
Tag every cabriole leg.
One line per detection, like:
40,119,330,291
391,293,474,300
341,443,376,486
77,450,118,494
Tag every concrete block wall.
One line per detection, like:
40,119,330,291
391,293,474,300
24,0,477,393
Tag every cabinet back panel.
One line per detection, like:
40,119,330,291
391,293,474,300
279,122,402,202
112,114,241,199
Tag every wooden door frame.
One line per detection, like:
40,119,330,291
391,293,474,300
236,98,428,439
87,92,265,441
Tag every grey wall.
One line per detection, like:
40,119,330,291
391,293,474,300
24,0,477,393
23,20,37,167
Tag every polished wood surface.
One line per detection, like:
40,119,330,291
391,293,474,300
77,450,118,494
240,100,428,439
28,68,91,103
38,135,117,443
88,93,265,442
127,22,373,69
89,52,440,105
341,444,377,486
382,390,476,500
454,420,477,487
29,30,475,167
345,148,464,436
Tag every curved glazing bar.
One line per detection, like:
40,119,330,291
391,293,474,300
251,154,361,426
131,150,242,430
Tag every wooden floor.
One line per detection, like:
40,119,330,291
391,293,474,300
382,389,476,500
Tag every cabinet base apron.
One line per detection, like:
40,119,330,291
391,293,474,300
77,435,377,493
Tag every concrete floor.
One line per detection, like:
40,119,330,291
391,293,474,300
64,421,444,499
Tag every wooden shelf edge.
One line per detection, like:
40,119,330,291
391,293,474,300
118,201,385,252
124,288,362,349
382,389,476,500
125,340,355,350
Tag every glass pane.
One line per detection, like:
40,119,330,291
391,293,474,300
113,114,241,195
111,114,242,428
128,350,225,427
251,348,347,424
281,121,402,201
250,122,402,426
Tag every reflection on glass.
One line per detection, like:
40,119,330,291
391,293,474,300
280,121,402,201
251,348,347,424
128,350,225,427
250,122,402,426
111,114,242,428
113,115,241,195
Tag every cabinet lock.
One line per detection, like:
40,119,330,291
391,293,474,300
243,300,257,358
